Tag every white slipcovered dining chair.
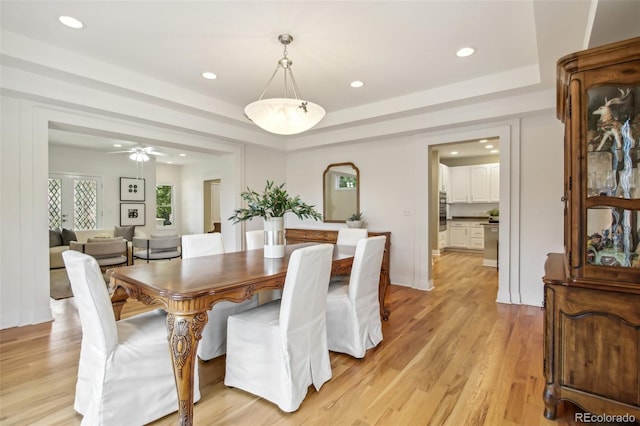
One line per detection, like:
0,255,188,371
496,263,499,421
326,236,386,358
181,233,259,361
62,250,200,426
224,244,334,412
245,229,264,250
336,228,368,246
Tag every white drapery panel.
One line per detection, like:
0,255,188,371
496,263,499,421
181,232,259,360
326,236,386,358
63,250,200,426
224,244,334,412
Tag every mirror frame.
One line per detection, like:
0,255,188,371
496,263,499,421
322,162,360,223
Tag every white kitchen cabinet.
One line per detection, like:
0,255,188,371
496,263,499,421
450,166,470,203
470,165,491,202
449,164,499,203
490,163,500,202
438,230,448,250
449,221,470,247
470,222,485,249
439,163,450,198
449,220,486,249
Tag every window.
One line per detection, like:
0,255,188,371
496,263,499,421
156,184,174,229
335,174,357,190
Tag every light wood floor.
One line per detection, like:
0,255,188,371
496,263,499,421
0,252,591,425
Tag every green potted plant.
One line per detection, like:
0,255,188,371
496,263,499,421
346,212,364,228
229,181,321,257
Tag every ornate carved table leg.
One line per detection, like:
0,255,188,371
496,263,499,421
110,286,129,321
166,311,208,426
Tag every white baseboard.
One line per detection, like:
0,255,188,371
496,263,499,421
483,259,498,268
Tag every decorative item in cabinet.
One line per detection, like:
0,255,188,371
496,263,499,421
285,228,391,320
543,37,640,422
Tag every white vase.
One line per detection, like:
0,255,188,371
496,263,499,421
263,217,285,258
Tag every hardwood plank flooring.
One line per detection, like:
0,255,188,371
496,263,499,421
0,252,596,425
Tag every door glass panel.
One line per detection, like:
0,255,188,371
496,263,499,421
586,86,639,200
73,179,98,229
48,174,101,230
587,208,639,267
48,178,62,229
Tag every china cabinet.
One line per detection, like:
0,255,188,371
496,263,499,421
542,37,640,420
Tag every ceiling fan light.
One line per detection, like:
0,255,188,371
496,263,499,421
129,152,150,162
245,98,325,135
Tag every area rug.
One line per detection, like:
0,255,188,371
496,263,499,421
50,268,74,300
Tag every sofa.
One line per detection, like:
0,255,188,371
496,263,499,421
49,227,148,269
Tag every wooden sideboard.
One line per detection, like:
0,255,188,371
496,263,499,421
285,228,391,320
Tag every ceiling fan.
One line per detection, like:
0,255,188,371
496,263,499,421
110,145,167,162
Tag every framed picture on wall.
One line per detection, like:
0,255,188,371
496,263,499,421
120,177,145,201
120,203,145,226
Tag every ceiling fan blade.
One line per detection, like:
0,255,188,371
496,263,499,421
148,151,168,156
108,150,134,154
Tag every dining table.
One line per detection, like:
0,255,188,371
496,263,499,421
107,243,356,426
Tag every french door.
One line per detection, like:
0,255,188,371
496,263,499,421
48,174,102,230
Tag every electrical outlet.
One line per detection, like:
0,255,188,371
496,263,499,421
402,209,412,216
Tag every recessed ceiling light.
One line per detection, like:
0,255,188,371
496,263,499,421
456,47,475,58
113,143,122,148
166,161,173,164
490,150,498,153
202,72,217,80
179,153,187,157
350,80,364,88
450,151,458,155
479,139,488,143
58,16,84,29
485,145,494,149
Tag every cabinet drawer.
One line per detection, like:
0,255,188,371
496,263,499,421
305,230,336,242
470,228,484,238
469,238,484,249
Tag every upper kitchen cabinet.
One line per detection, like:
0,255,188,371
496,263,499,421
450,166,470,203
439,163,450,198
450,164,499,203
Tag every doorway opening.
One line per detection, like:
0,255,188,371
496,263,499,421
204,179,221,233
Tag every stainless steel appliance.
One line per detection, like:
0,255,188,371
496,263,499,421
438,192,447,231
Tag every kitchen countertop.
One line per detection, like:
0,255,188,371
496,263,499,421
450,216,490,221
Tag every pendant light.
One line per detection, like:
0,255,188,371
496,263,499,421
244,34,325,135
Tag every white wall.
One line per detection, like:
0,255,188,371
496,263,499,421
519,114,565,305
286,136,419,286
240,145,287,235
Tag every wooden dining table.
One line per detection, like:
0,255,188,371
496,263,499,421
107,243,356,426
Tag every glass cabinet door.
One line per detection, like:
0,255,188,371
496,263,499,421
585,85,639,269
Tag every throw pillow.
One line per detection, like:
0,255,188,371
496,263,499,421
114,225,135,241
61,228,78,245
87,237,124,243
49,228,63,247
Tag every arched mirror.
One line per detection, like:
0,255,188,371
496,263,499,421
323,162,359,223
